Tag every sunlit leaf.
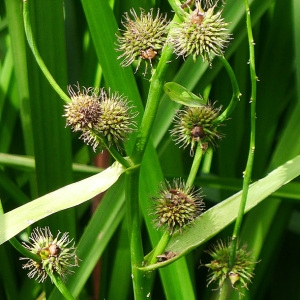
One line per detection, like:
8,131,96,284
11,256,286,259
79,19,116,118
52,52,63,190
0,161,125,245
164,82,207,107
141,154,300,270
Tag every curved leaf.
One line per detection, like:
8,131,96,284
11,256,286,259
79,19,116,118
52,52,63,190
141,154,300,270
164,82,206,107
0,161,125,245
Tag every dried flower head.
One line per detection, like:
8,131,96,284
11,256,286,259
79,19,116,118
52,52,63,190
169,2,231,64
64,84,137,152
152,179,205,234
116,8,169,74
170,103,222,156
204,239,257,296
20,227,78,282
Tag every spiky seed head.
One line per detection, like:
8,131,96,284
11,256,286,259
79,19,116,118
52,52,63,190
170,103,222,156
169,2,231,64
64,84,101,132
204,239,258,296
64,84,138,152
92,89,138,151
116,8,169,73
152,179,205,234
20,227,78,283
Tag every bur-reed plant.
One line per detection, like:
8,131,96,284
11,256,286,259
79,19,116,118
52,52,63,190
1,0,300,299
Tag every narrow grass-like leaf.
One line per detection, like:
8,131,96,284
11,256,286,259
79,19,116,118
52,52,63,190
49,176,126,299
0,47,13,113
81,0,143,153
142,155,300,270
140,145,196,299
164,82,206,107
0,161,125,245
0,153,102,175
0,243,18,300
5,0,34,156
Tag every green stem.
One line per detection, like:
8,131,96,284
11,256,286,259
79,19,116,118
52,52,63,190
186,142,203,188
218,278,234,300
126,171,151,299
0,201,41,262
125,15,182,298
148,231,171,266
131,45,174,163
97,134,133,168
130,15,182,164
46,269,75,300
23,0,70,103
168,0,187,22
228,0,257,269
10,237,41,262
213,56,241,124
142,142,203,270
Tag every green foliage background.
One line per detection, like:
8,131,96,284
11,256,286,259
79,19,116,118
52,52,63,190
1,0,300,299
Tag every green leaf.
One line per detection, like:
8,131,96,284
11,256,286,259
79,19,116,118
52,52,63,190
49,176,125,299
164,82,207,107
0,161,125,245
141,154,300,270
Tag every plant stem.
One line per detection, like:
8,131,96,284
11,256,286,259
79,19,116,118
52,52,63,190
0,202,41,262
126,14,181,298
218,278,234,300
131,45,174,163
228,0,257,269
130,14,182,164
168,0,187,22
143,142,203,270
23,0,70,103
10,237,42,262
126,171,151,299
96,134,133,168
186,142,203,188
46,269,75,300
213,56,241,124
148,231,171,266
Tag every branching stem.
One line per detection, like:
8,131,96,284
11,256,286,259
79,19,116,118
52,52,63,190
22,1,70,103
228,0,257,269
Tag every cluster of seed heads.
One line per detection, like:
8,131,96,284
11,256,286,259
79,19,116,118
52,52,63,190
116,2,231,72
64,84,137,151
170,2,231,64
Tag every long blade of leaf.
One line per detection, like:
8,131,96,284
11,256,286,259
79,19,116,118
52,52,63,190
0,161,125,245
142,154,300,270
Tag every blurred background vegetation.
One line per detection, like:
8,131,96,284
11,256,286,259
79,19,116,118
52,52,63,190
1,0,300,299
